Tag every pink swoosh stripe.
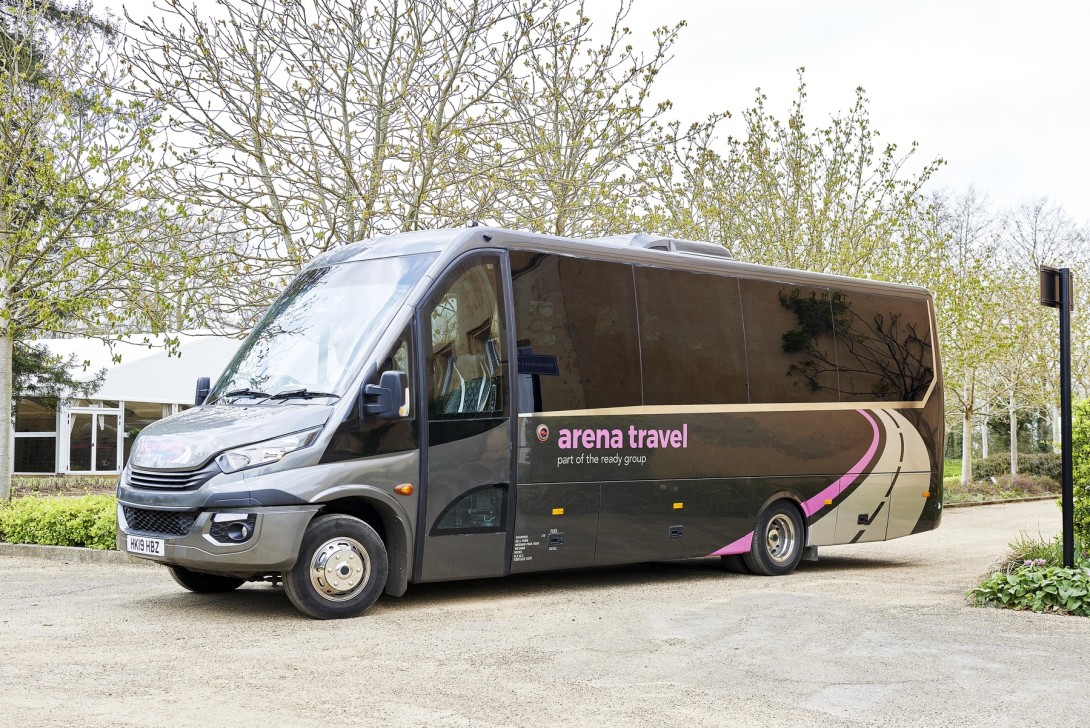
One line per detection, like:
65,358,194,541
708,409,882,557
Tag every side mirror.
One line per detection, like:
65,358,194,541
194,376,211,406
364,371,410,420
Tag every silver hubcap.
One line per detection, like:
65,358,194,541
309,537,371,602
765,514,797,565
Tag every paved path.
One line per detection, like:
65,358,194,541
0,500,1086,727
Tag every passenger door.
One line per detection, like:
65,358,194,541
415,253,514,582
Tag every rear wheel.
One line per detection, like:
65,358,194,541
743,501,805,576
720,554,751,574
283,514,388,619
168,565,246,593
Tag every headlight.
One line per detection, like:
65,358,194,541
216,428,322,473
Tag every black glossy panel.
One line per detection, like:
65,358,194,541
510,483,600,573
596,479,757,564
428,417,506,447
831,290,935,402
741,279,838,403
519,410,876,484
418,531,508,582
635,267,748,406
510,252,641,412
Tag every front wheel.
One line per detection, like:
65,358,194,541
168,565,246,593
743,501,805,576
283,514,388,619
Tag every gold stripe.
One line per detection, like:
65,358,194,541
519,401,922,419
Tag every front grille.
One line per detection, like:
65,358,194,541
123,506,198,537
127,461,220,490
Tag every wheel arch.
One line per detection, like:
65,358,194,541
757,490,809,546
313,486,414,597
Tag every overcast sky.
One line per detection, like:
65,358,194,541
592,0,1090,224
104,0,1090,224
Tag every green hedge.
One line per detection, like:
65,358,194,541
971,452,1061,480
1074,401,1090,548
0,495,117,550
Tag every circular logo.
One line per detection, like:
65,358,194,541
536,424,550,443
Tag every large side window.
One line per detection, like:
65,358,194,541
425,256,508,420
741,279,839,403
510,252,641,412
831,289,935,402
635,267,748,406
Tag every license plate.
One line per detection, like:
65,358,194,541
127,535,165,557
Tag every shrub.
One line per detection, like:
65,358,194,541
971,453,1061,481
12,475,117,497
0,495,117,550
971,533,1090,617
944,474,1059,504
971,566,1090,616
997,533,1088,572
1073,400,1090,548
992,474,1059,496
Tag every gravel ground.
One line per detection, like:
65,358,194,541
1,500,1086,728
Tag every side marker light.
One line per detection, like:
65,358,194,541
922,491,931,498
673,502,683,510
552,507,564,516
823,499,833,506
394,484,414,496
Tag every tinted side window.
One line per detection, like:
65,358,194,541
635,267,748,405
321,327,417,463
425,257,508,419
832,290,935,402
431,484,507,535
741,279,839,403
511,252,641,412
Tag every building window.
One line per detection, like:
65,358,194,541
14,437,56,473
15,397,57,433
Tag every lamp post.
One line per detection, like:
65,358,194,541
1039,266,1074,568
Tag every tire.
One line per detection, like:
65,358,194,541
168,565,246,593
283,514,388,620
743,501,805,576
720,554,752,574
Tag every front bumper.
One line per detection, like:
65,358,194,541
116,502,319,574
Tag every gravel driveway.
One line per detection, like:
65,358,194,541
1,499,1086,727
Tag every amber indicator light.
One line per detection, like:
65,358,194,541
394,483,415,496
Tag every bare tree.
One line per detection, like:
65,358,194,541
126,0,569,283
0,0,190,498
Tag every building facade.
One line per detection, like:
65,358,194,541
13,336,238,475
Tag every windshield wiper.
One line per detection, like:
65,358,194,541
268,388,341,400
222,388,271,400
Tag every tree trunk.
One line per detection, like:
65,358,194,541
0,329,11,501
1009,391,1018,476
961,409,974,487
960,371,974,487
981,419,988,459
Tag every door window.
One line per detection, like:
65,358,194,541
425,256,508,420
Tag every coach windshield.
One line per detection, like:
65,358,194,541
209,253,434,404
